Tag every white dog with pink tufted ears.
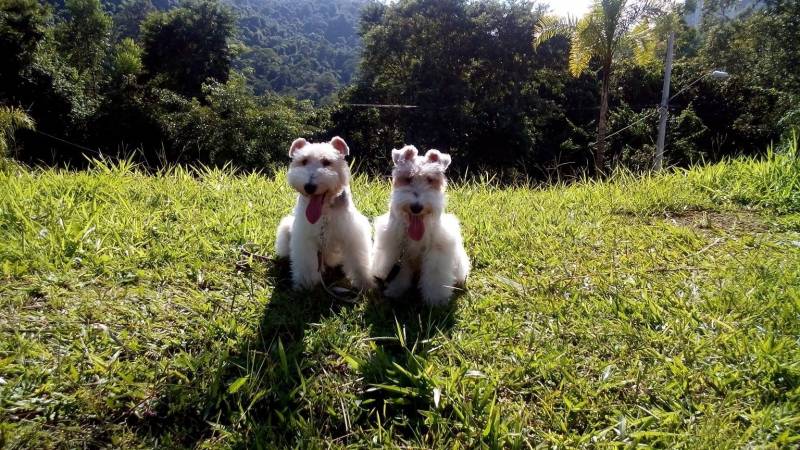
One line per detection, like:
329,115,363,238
372,145,470,305
275,137,374,291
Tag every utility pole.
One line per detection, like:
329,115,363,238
654,31,675,171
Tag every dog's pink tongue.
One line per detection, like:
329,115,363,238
305,194,325,224
408,215,425,241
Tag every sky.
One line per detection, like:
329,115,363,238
546,0,593,17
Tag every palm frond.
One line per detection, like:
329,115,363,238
569,37,593,76
628,21,657,66
533,14,577,49
569,15,599,76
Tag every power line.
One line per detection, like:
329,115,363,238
29,129,124,163
340,103,418,109
590,107,660,146
669,73,708,102
31,129,98,154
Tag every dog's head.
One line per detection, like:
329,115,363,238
287,137,351,224
389,145,451,241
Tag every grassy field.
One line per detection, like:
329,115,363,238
1,147,800,449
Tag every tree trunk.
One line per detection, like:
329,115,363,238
595,62,611,176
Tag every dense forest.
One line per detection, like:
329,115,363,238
230,0,365,102
1,0,798,178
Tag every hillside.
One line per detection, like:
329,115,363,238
100,0,366,102
228,0,366,102
1,150,799,447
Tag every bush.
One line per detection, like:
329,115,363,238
152,76,329,170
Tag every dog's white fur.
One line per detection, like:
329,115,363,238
275,137,373,290
372,145,470,305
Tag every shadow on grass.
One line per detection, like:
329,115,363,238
132,259,465,447
346,287,464,442
131,257,362,447
364,290,460,342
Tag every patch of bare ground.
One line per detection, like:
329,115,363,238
661,209,770,236
617,209,771,236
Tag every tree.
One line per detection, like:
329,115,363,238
0,0,50,102
535,0,662,174
335,0,589,174
1,0,95,164
151,75,328,168
113,0,156,40
228,0,367,102
55,0,112,95
700,0,800,95
140,0,235,98
110,37,143,80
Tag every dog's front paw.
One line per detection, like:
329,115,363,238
384,279,409,298
353,276,376,291
383,285,405,299
420,283,454,306
292,271,321,291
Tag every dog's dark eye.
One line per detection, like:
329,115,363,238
301,159,308,166
405,176,413,184
321,159,331,167
427,176,435,184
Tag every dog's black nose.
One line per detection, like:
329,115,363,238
410,203,423,214
304,183,317,195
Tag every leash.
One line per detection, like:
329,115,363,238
375,221,408,288
238,243,271,263
239,190,365,303
238,238,364,304
317,214,364,303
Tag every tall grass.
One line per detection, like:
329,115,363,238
1,146,799,448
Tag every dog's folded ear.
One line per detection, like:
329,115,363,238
425,149,452,170
289,138,308,157
330,136,350,156
392,145,418,165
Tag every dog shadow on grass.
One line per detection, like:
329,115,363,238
363,288,461,344
133,259,465,447
132,257,358,446
348,285,465,441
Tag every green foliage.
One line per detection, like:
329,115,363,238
152,75,328,167
1,151,799,447
0,0,50,92
0,105,35,156
112,0,156,40
230,0,366,103
140,0,235,98
2,0,800,176
778,107,800,141
535,0,667,172
55,0,111,74
700,0,800,94
110,37,143,80
0,0,103,156
680,0,800,161
336,0,600,175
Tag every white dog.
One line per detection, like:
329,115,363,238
372,145,470,305
275,137,373,291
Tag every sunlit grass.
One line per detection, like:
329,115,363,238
1,145,799,448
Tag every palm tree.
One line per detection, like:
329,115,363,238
0,106,35,157
535,0,661,174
